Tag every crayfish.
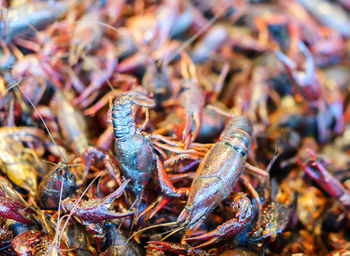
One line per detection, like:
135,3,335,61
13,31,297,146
84,91,193,217
145,115,265,248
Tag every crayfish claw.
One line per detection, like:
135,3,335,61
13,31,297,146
149,197,170,220
183,133,192,149
176,206,190,224
185,229,218,243
103,179,130,205
185,230,222,248
106,210,135,219
193,237,219,249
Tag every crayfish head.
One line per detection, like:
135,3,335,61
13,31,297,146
177,192,218,229
177,176,226,229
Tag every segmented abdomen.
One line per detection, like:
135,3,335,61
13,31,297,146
111,97,136,141
220,116,252,158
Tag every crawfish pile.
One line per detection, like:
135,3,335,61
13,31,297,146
0,0,350,255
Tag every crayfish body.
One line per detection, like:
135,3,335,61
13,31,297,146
176,116,254,248
112,92,155,196
178,116,252,228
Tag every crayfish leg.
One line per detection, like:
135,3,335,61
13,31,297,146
186,193,252,248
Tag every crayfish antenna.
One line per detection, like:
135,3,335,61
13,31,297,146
117,191,144,246
14,82,67,163
127,194,142,233
160,225,185,241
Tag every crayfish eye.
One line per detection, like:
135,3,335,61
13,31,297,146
233,145,247,158
240,151,247,158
